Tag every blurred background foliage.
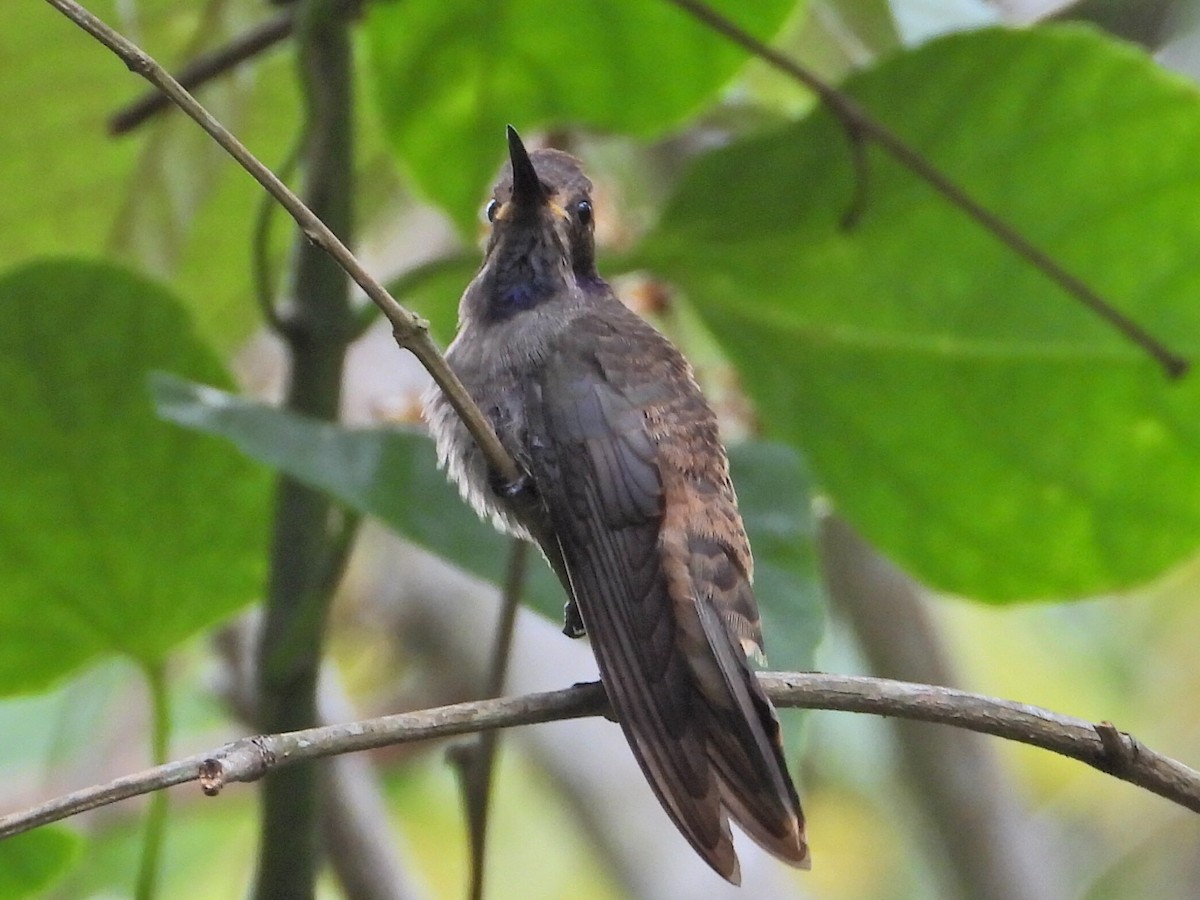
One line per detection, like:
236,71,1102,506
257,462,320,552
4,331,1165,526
2,0,1200,898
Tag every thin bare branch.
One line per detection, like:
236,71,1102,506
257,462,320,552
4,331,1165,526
3,673,1197,842
453,538,529,900
250,131,304,337
108,8,295,135
44,0,521,487
663,0,1189,380
762,673,1200,813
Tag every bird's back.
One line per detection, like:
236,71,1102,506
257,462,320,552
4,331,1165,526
516,299,809,881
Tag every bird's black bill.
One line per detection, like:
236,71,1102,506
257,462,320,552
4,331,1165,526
507,125,547,208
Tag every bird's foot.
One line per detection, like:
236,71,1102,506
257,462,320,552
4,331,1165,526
489,467,534,501
570,680,615,721
562,601,586,638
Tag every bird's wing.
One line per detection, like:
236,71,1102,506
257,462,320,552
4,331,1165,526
526,341,739,881
524,315,806,880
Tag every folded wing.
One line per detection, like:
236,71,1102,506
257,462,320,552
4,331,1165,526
524,316,808,881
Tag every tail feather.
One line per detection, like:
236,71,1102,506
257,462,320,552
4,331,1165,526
708,696,810,868
694,591,810,868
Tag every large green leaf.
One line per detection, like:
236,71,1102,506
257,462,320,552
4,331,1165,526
12,1,302,353
4,0,181,266
636,26,1200,602
729,442,824,670
0,261,268,694
0,829,80,899
363,0,802,232
152,377,824,670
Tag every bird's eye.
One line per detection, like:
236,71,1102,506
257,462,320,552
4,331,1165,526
484,199,500,223
575,199,593,226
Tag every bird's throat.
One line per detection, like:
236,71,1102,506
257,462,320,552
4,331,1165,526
487,275,554,321
484,232,566,322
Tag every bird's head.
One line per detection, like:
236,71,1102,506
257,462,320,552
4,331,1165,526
473,127,598,322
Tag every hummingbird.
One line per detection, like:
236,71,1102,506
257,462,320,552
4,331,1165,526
424,127,809,882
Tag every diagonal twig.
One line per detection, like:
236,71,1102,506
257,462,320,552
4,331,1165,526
44,0,522,489
663,0,1189,379
448,538,529,900
108,0,366,136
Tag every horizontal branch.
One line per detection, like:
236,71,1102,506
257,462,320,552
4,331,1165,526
2,673,1197,841
761,673,1200,814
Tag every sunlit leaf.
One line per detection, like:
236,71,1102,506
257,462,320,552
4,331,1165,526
0,260,268,694
0,829,80,899
364,0,802,231
637,26,1200,601
9,1,302,353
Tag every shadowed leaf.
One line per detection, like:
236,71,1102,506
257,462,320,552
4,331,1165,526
153,376,824,670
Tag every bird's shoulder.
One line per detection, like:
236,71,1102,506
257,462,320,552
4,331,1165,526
547,300,707,429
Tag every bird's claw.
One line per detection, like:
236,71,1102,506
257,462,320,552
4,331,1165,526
489,468,533,500
562,600,586,638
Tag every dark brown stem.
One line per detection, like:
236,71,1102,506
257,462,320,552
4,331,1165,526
456,539,528,900
663,0,1189,379
212,616,422,900
839,120,871,230
108,9,295,135
251,1,355,896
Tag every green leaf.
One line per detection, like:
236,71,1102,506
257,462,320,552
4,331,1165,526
152,377,824,667
0,0,176,267
3,1,303,353
0,829,80,899
152,373,563,616
636,26,1200,602
0,260,268,694
363,0,802,232
729,442,824,672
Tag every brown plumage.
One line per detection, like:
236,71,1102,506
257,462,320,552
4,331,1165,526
424,127,809,882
